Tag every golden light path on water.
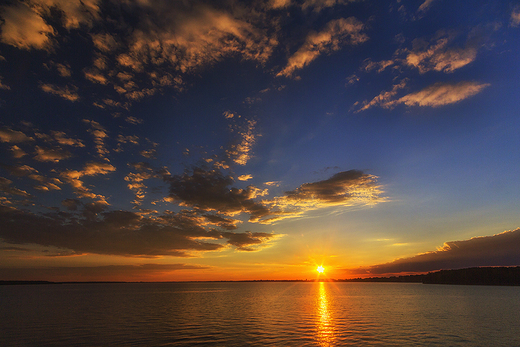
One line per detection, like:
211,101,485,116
316,282,336,346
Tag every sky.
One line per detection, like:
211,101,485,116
1,0,520,282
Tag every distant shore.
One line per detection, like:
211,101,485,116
2,266,519,286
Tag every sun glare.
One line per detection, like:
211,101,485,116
317,265,325,273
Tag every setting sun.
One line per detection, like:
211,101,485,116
317,266,325,273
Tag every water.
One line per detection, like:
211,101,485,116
1,282,519,346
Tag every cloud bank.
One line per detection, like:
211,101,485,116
348,228,520,275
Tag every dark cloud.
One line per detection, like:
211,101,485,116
284,170,374,203
222,231,277,251
165,167,271,221
0,204,276,257
0,177,32,198
0,127,34,143
165,167,383,225
61,198,81,211
348,228,520,275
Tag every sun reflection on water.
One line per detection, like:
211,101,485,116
316,282,336,346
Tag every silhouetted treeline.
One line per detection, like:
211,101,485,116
422,266,520,285
344,266,520,286
0,280,55,285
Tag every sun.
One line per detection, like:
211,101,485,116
317,265,325,274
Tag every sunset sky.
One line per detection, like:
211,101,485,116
1,0,519,282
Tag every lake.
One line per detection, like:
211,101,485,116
1,282,519,346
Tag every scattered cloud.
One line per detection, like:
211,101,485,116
125,116,143,125
222,231,278,251
362,59,395,73
140,149,157,159
393,81,490,108
0,76,10,90
83,120,109,158
404,34,478,74
165,167,270,221
0,177,32,198
348,228,520,275
10,145,27,158
357,79,408,111
0,2,55,51
34,146,72,162
60,161,116,201
301,0,357,13
55,63,72,77
512,6,520,27
238,174,253,181
0,127,33,143
263,170,383,223
226,119,258,166
416,0,437,17
358,81,489,111
0,205,277,257
40,83,79,101
278,17,368,77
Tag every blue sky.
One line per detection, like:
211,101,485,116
0,0,519,281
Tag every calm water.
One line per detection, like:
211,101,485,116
1,282,519,346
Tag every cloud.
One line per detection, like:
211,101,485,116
512,6,520,27
221,231,278,251
0,2,55,50
125,116,143,125
348,228,520,275
60,162,116,201
359,81,489,111
124,162,156,206
0,76,10,90
0,0,101,51
278,17,368,77
393,81,489,107
402,31,481,74
362,59,395,73
10,145,27,158
262,170,383,223
49,131,85,147
238,174,253,181
39,83,80,101
165,165,383,226
301,0,357,13
140,149,157,159
83,120,109,158
34,146,72,162
80,1,278,103
0,204,278,257
61,198,81,211
1,164,62,191
1,164,37,177
0,177,32,198
226,119,258,166
165,167,271,222
0,127,33,143
417,0,437,16
357,79,408,112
